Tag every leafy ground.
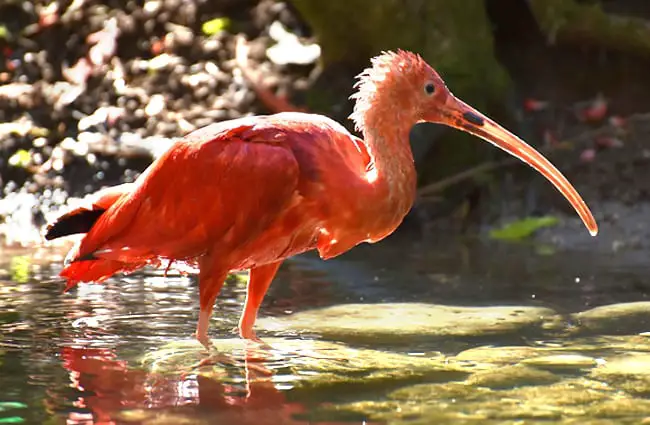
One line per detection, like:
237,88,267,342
0,0,649,248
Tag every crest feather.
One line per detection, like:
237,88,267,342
349,50,425,134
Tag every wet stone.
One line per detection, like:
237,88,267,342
309,378,619,425
586,398,650,419
258,303,559,343
572,302,650,335
455,345,547,367
388,381,493,403
521,354,599,372
591,353,650,396
466,364,561,389
141,338,470,392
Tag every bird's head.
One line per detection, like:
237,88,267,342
350,50,598,237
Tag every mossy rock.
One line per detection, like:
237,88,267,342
455,345,550,367
520,354,598,372
291,0,509,110
307,378,619,424
571,302,650,335
290,1,514,194
590,353,650,396
466,364,561,390
258,303,559,344
140,338,470,394
528,0,650,57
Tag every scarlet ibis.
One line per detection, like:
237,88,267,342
45,50,598,348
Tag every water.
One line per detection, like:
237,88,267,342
1,232,650,424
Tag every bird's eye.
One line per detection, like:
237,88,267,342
424,82,435,96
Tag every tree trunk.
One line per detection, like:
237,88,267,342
290,0,509,110
290,0,513,205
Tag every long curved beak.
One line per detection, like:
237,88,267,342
427,96,598,236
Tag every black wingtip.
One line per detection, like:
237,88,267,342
44,208,106,240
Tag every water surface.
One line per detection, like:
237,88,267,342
1,232,649,424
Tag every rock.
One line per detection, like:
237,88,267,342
258,303,558,343
485,380,616,421
542,335,650,356
593,353,650,377
141,338,470,392
591,353,650,396
572,302,650,335
305,398,490,425
455,345,546,367
521,354,599,372
308,378,618,424
466,365,561,389
388,381,492,403
586,398,650,419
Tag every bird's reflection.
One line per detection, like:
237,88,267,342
55,344,363,425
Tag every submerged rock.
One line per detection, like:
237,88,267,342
258,303,558,343
388,381,493,403
455,345,547,367
466,364,561,389
307,378,618,424
590,353,650,396
572,302,650,335
141,338,470,392
521,354,598,372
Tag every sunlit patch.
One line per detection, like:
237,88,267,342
71,316,102,328
319,228,338,245
175,376,200,404
76,281,106,297
365,166,378,183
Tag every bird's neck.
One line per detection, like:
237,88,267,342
364,122,417,227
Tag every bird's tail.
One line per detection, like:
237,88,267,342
44,183,134,241
59,249,146,291
45,183,141,291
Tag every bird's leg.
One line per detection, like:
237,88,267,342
239,262,343,363
239,261,282,342
195,253,228,350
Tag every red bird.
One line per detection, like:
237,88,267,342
45,50,598,348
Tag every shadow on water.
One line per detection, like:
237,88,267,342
1,230,650,424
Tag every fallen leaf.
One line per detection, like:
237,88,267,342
8,150,31,168
202,17,231,36
489,216,560,241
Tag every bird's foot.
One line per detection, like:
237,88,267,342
231,327,275,362
186,334,272,377
237,327,273,349
236,327,347,363
193,331,214,351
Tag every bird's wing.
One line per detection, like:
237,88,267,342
74,118,300,264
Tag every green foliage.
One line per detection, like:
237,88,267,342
9,256,30,283
201,17,231,36
0,418,25,424
8,150,30,168
0,402,27,424
0,403,27,413
489,216,560,241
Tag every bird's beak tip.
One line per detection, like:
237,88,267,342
429,96,599,240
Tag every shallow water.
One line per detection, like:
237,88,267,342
1,231,650,424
